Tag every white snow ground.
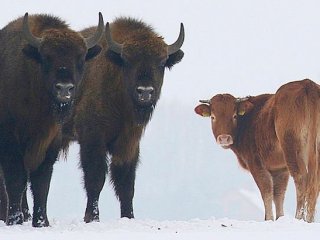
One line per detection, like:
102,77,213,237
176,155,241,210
1,217,320,240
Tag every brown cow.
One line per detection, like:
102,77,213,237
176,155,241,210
0,13,104,227
63,17,184,223
195,79,320,222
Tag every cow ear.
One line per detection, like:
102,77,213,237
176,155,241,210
194,104,211,117
106,50,124,66
238,101,254,116
85,45,102,61
165,50,184,69
22,45,41,63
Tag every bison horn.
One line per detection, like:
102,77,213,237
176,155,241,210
22,12,42,48
199,99,211,104
84,12,105,49
105,22,124,55
235,96,250,103
167,23,185,55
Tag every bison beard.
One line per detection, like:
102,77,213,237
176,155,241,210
133,104,155,125
52,100,74,123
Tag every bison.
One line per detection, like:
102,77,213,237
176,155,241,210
195,79,320,222
65,17,184,222
0,12,104,227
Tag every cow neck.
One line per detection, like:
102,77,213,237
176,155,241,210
230,94,273,166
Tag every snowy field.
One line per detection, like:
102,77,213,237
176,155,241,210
1,217,320,240
2,0,320,239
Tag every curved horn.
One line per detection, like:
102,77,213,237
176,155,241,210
22,12,42,48
84,12,105,49
167,23,185,55
199,99,211,104
105,22,123,55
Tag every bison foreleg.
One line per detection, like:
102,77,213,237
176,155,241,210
29,146,58,227
0,172,7,222
21,189,31,222
80,138,107,223
110,153,139,219
1,153,27,225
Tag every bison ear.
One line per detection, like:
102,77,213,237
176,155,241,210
165,50,184,69
22,45,41,63
238,101,254,116
194,104,211,117
85,45,102,61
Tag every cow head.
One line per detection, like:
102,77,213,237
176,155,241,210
22,12,104,121
195,94,254,148
105,21,184,125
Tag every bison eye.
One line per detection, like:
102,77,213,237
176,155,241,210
77,58,85,70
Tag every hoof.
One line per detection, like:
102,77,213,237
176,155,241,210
6,212,23,225
23,209,32,222
32,215,49,227
84,213,99,223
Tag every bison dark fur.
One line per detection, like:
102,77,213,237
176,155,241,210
64,17,184,222
0,13,103,227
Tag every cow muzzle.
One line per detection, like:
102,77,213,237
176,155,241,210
216,134,233,148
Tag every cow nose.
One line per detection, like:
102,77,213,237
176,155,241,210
136,86,154,102
216,134,233,147
55,83,75,102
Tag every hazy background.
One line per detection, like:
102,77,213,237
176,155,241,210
2,0,320,221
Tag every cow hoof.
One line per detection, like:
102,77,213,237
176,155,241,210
6,212,24,225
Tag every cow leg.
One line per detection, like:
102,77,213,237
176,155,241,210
0,173,7,222
304,182,319,223
110,150,139,219
292,175,307,220
280,131,307,220
1,155,27,225
80,135,107,223
270,169,289,219
29,146,58,227
250,164,274,221
304,152,320,223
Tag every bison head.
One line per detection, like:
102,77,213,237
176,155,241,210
195,94,254,149
22,13,104,121
105,20,184,125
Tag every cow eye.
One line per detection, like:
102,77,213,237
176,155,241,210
211,115,216,121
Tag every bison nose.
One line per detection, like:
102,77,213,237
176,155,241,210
55,83,75,102
136,86,154,103
216,134,233,147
